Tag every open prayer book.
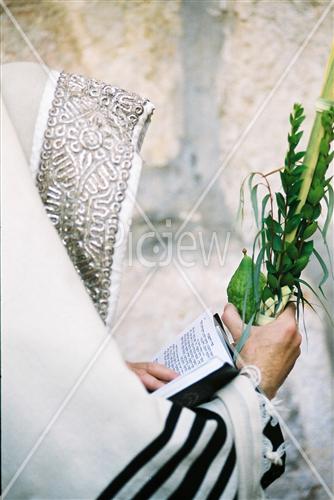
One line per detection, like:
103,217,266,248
151,311,237,407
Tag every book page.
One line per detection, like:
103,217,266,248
153,311,232,376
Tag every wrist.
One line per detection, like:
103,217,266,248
259,382,276,400
239,365,261,388
239,365,276,400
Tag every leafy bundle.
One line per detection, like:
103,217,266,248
227,45,334,346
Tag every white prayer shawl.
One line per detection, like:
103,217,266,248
2,62,264,499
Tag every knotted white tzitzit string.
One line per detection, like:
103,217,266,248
265,450,283,466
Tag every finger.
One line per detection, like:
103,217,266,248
140,372,165,391
147,363,179,381
280,302,296,317
222,303,243,343
276,302,297,331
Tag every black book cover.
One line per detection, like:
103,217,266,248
169,363,239,408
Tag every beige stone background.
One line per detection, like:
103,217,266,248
1,0,333,498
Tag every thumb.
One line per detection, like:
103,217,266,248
222,303,243,343
276,301,297,327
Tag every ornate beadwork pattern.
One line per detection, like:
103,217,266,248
37,71,150,321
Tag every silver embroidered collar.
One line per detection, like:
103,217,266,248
37,71,149,322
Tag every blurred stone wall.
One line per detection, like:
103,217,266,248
2,1,333,498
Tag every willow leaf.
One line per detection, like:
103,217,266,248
251,184,259,228
234,314,255,358
241,277,252,324
299,278,334,326
261,194,270,221
276,192,286,216
237,181,245,223
299,291,317,315
261,194,270,257
318,226,334,279
295,281,309,342
254,246,266,305
313,247,329,295
323,183,334,239
295,281,302,323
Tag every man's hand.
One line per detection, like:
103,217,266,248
222,302,301,399
126,361,179,392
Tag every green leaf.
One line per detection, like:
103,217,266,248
322,110,333,127
327,151,334,164
264,239,271,261
313,247,329,293
261,194,270,223
294,104,304,117
287,193,299,204
301,203,313,219
294,281,302,324
262,286,274,302
266,215,283,234
248,174,259,228
315,157,328,179
288,200,300,216
237,177,246,223
300,240,314,258
253,246,265,305
273,235,283,252
235,314,255,356
267,273,279,290
323,183,334,239
295,284,316,315
289,179,303,197
312,203,322,220
307,184,324,205
280,172,288,193
292,255,309,275
292,164,307,177
273,219,283,234
281,272,295,287
251,184,259,228
281,254,293,272
264,214,273,229
266,260,276,274
275,192,286,216
293,151,306,163
286,243,299,260
285,214,302,233
289,130,303,147
318,226,334,279
265,228,272,242
319,137,330,155
299,278,333,326
293,115,306,130
302,221,318,239
284,173,295,186
324,175,333,188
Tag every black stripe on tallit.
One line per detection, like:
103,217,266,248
132,414,206,499
96,405,182,499
168,408,228,499
207,443,237,499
